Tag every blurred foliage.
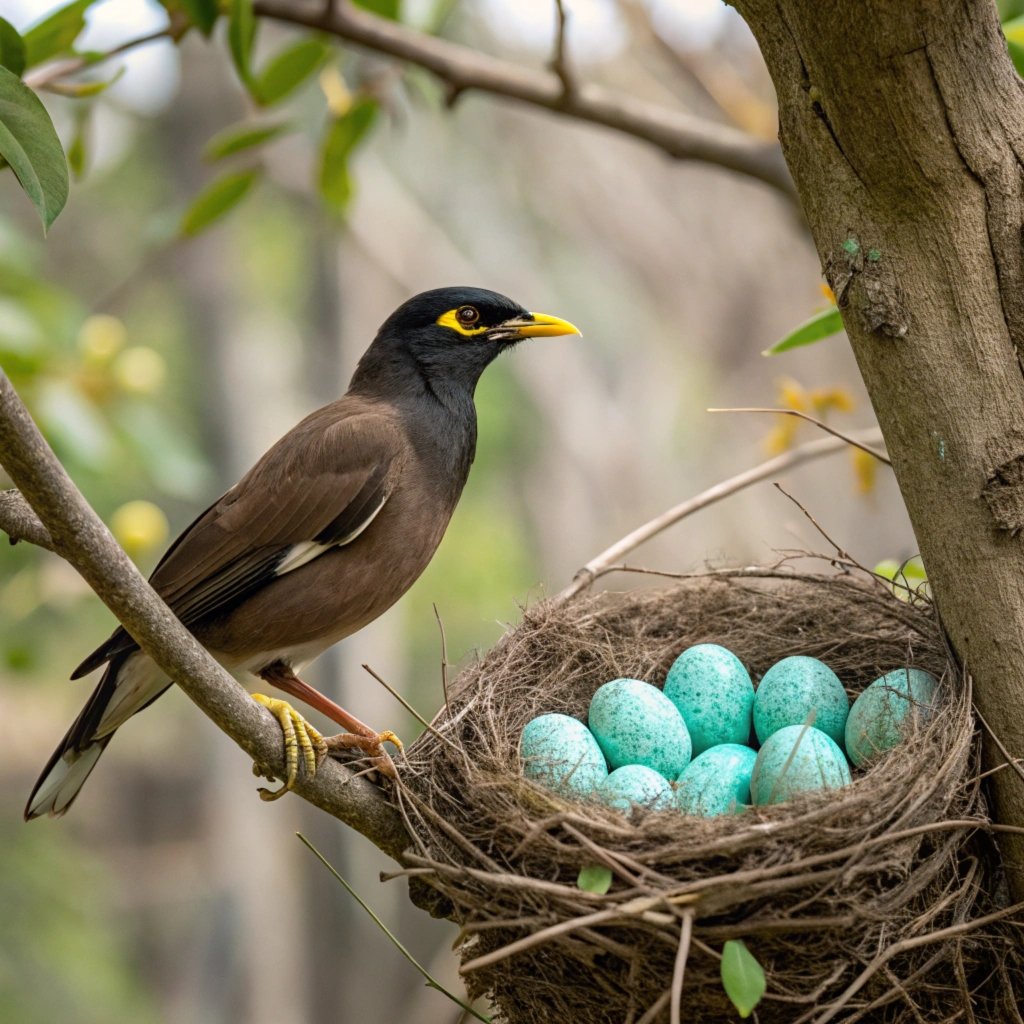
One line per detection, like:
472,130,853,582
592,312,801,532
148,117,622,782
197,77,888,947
0,826,159,1024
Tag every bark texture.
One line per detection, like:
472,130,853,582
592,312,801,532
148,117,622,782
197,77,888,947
732,0,1024,895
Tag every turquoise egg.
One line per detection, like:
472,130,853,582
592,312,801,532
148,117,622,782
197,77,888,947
754,656,849,747
664,643,755,756
845,668,938,767
751,724,852,805
588,678,692,778
520,713,608,796
675,743,758,818
596,765,673,815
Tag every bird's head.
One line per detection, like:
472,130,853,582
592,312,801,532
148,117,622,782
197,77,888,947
355,286,581,397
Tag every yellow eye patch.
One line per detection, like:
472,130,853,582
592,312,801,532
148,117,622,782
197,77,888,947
436,308,489,337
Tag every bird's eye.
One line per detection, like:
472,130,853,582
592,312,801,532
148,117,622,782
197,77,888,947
456,305,480,326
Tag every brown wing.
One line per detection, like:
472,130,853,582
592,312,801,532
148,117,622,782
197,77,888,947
72,404,405,678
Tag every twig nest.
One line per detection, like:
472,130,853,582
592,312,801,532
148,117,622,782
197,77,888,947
401,571,1021,1023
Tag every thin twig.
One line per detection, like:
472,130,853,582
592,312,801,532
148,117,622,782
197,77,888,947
459,895,682,975
973,758,1024,782
251,0,795,196
551,0,575,97
973,706,1024,788
636,991,671,1024
810,901,1024,1024
298,833,490,1023
773,482,857,568
361,663,460,752
707,407,892,465
24,25,179,90
670,911,694,1024
433,602,451,716
554,428,884,603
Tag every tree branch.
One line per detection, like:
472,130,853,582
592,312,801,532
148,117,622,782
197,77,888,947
0,372,409,860
23,21,184,91
251,0,795,197
554,428,885,603
0,489,56,552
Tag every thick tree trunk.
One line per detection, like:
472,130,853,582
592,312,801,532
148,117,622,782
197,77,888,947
733,0,1024,896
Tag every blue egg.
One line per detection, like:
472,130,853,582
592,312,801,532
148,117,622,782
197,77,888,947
520,713,608,796
596,765,673,815
845,668,938,767
664,644,754,756
751,725,852,806
675,743,758,818
754,656,849,747
588,678,692,778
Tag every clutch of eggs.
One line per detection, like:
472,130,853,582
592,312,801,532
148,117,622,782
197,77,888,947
518,643,938,820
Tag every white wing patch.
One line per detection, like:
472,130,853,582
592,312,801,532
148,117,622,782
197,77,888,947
274,492,388,578
275,540,333,575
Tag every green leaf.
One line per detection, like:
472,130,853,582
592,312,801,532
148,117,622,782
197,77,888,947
576,864,613,895
318,98,377,212
0,17,26,77
23,0,94,69
353,0,401,19
56,65,126,98
67,110,88,179
179,168,258,236
203,120,293,161
721,940,766,1018
762,306,844,356
228,0,257,90
179,0,219,35
0,66,69,232
255,38,330,105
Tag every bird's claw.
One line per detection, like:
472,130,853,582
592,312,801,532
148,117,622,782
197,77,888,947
251,693,328,800
324,728,402,779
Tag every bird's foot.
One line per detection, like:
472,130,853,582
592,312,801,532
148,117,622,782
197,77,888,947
251,693,328,801
324,728,402,779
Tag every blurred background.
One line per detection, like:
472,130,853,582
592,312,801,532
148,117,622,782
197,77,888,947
0,0,940,1021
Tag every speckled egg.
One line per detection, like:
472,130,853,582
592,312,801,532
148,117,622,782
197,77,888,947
675,743,758,818
664,644,755,756
754,656,850,747
596,765,674,815
845,668,938,767
751,724,852,806
588,678,692,778
520,713,608,796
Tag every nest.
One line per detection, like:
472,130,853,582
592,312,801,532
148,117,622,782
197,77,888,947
399,571,1023,1023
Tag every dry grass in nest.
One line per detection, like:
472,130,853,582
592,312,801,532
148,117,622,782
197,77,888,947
397,569,1024,1023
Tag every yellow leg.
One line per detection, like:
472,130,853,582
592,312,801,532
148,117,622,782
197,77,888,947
251,693,327,801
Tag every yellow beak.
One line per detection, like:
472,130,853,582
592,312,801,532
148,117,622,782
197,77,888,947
506,312,582,339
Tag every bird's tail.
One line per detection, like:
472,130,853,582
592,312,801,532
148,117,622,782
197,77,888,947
25,652,168,820
24,733,111,819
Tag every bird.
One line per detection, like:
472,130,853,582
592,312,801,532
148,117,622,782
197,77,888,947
25,286,580,818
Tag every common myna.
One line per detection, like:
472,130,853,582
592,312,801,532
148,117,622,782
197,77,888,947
25,286,580,818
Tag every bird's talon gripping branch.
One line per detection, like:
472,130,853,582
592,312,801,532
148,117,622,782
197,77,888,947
323,729,402,779
251,693,327,801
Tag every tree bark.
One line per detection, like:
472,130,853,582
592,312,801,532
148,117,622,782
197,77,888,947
732,0,1024,897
